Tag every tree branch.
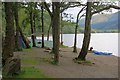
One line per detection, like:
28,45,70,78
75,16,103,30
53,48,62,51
76,6,86,23
92,5,120,15
60,3,86,13
44,2,53,17
80,13,86,19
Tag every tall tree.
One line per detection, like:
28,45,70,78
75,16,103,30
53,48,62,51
77,2,92,60
77,1,120,61
41,3,44,48
60,12,63,45
44,2,53,41
2,2,15,65
22,2,37,47
0,2,2,65
52,2,60,64
21,2,42,48
45,2,84,41
13,2,22,51
33,2,37,39
73,6,86,53
44,2,84,63
47,19,52,41
29,3,36,47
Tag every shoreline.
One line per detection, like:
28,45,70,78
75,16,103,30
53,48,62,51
27,33,118,57
27,37,120,58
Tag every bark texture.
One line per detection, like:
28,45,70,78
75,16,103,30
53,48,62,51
41,4,44,48
30,7,36,47
14,2,22,51
77,2,92,60
52,2,60,63
3,2,15,65
73,7,86,53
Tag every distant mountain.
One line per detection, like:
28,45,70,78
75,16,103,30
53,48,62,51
79,11,119,30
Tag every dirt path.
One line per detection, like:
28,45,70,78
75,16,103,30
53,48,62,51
14,47,118,78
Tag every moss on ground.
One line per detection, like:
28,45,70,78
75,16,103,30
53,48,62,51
60,45,69,48
13,67,49,78
22,48,32,52
21,57,40,65
73,58,94,66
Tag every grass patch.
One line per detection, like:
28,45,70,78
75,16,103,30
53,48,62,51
73,58,94,66
77,60,93,65
13,67,49,78
21,57,40,65
60,45,69,48
22,48,32,52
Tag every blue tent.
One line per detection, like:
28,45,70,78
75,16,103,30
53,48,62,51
19,36,26,48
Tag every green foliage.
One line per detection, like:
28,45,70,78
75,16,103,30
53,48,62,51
92,29,118,33
18,6,81,35
77,60,93,65
62,21,81,34
1,3,81,35
80,28,118,33
83,60,93,64
18,8,51,36
17,6,81,35
19,8,31,35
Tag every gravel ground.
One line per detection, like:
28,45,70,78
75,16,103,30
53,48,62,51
14,47,118,78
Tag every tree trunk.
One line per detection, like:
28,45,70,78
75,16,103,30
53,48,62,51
41,4,44,48
73,7,85,53
47,18,52,41
60,12,63,45
14,3,30,49
2,2,15,66
30,9,36,47
33,14,36,39
73,24,78,53
14,2,22,51
52,2,60,64
51,3,55,53
33,3,36,39
77,2,92,61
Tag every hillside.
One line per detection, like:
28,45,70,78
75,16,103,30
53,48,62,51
79,11,119,31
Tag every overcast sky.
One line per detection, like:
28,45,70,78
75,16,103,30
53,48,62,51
63,7,119,22
63,1,119,22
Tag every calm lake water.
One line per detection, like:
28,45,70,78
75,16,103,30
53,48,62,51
35,33,119,57
62,33,119,57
